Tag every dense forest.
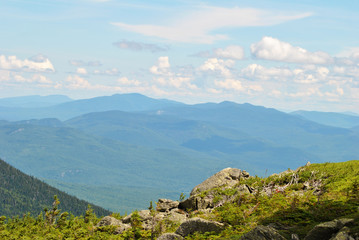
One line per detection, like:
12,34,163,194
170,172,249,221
0,158,110,217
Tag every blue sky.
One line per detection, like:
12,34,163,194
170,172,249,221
0,0,358,112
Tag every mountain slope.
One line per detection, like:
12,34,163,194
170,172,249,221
0,158,110,217
291,110,359,128
0,121,228,212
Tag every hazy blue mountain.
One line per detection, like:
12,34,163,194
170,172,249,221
151,101,359,162
291,110,359,128
65,110,314,170
0,121,228,212
0,95,72,108
0,93,184,121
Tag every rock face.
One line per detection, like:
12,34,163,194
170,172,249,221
190,168,249,196
156,199,179,212
175,217,224,237
157,233,184,240
179,168,250,211
304,219,354,240
96,216,131,234
239,225,286,240
96,216,122,227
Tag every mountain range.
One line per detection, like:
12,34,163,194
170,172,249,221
0,93,358,213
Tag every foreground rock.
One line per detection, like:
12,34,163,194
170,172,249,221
96,216,122,227
156,199,179,212
190,168,250,196
179,168,250,211
304,218,354,240
175,217,224,237
239,225,286,240
96,216,131,234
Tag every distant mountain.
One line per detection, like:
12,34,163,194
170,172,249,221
0,93,184,121
0,120,227,212
0,158,110,217
150,101,359,162
0,95,72,108
291,110,359,128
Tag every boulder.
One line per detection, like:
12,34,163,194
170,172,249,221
239,225,286,240
157,233,185,240
175,217,224,237
96,216,122,227
330,227,355,240
190,168,250,196
304,219,354,240
157,199,179,212
96,216,130,234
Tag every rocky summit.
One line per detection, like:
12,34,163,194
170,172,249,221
2,160,359,239
92,161,359,239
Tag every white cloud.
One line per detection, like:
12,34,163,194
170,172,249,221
93,68,120,76
69,60,102,67
251,37,333,64
65,75,92,90
76,68,88,75
215,79,243,91
199,58,235,78
213,45,245,60
241,64,293,80
113,40,169,52
117,77,140,86
195,45,245,60
150,56,171,75
0,55,55,72
149,56,196,90
112,7,311,44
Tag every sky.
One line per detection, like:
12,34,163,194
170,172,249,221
0,0,359,112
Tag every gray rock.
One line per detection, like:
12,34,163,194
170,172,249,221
239,225,286,240
96,216,122,227
304,219,354,240
122,210,152,224
178,195,213,211
175,217,224,237
157,233,185,240
157,199,179,212
330,227,355,240
190,168,250,196
291,233,300,240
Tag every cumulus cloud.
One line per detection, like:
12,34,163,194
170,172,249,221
112,6,311,44
251,37,333,64
241,64,293,81
76,68,88,75
199,58,235,78
117,77,140,86
113,40,169,52
0,55,55,72
149,56,196,90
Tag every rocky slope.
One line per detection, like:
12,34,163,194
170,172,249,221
97,160,359,239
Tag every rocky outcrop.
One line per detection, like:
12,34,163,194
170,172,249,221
175,217,224,237
96,216,122,227
96,216,131,234
157,233,184,240
304,218,354,240
329,227,355,240
156,199,179,212
179,168,250,211
190,168,250,196
239,225,286,240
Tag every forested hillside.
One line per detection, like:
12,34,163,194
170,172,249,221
0,158,110,217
